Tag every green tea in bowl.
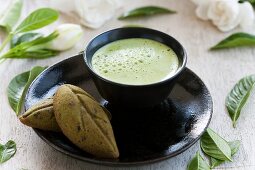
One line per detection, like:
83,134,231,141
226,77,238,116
84,27,187,107
91,38,179,85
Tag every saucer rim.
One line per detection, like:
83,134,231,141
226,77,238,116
25,54,213,166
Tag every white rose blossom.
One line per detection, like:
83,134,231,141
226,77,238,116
49,0,122,29
239,2,255,29
191,0,255,32
208,0,240,31
193,0,211,20
46,23,83,51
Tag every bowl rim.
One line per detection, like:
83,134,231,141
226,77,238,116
83,27,187,87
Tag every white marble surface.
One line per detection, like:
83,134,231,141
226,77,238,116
1,0,255,170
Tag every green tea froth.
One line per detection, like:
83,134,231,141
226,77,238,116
92,38,179,85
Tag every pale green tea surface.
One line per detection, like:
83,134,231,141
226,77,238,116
92,38,179,85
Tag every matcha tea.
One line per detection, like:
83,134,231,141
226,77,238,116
91,38,179,85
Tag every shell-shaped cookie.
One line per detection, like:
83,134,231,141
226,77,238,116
19,98,61,132
53,84,119,158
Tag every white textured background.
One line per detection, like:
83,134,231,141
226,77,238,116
1,0,255,170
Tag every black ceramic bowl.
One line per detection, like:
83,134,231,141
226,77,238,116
84,27,187,107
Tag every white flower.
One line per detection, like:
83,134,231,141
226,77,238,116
195,0,211,20
239,2,255,29
74,0,121,29
46,23,83,51
49,0,75,14
207,0,240,31
49,0,122,29
191,0,255,32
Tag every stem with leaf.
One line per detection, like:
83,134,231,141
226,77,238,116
0,32,59,60
0,59,6,63
0,8,59,62
0,33,13,52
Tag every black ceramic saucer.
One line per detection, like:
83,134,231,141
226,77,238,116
24,54,213,166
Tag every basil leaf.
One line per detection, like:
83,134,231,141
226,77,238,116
0,0,23,32
17,49,59,59
2,32,58,59
211,141,240,168
118,6,176,20
201,128,232,161
187,152,210,170
211,140,241,168
0,140,16,164
7,66,46,115
14,8,58,34
226,75,255,127
210,157,223,168
210,33,255,50
228,140,241,155
11,32,43,48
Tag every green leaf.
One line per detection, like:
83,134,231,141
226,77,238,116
14,8,58,34
11,32,43,48
201,128,232,161
7,66,46,115
2,31,58,59
211,140,241,168
118,6,176,20
18,49,59,59
210,33,255,50
0,0,23,32
0,140,16,164
228,140,241,155
187,152,210,170
226,75,255,127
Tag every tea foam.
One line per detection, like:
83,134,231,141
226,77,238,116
92,38,178,85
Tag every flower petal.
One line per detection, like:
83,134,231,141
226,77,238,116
208,0,240,32
47,24,83,51
195,1,211,20
239,2,255,29
74,0,121,29
49,0,75,13
191,0,210,6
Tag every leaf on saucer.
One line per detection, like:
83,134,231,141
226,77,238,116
118,6,176,20
7,66,46,115
226,75,255,127
210,33,255,50
187,151,210,170
201,128,232,161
